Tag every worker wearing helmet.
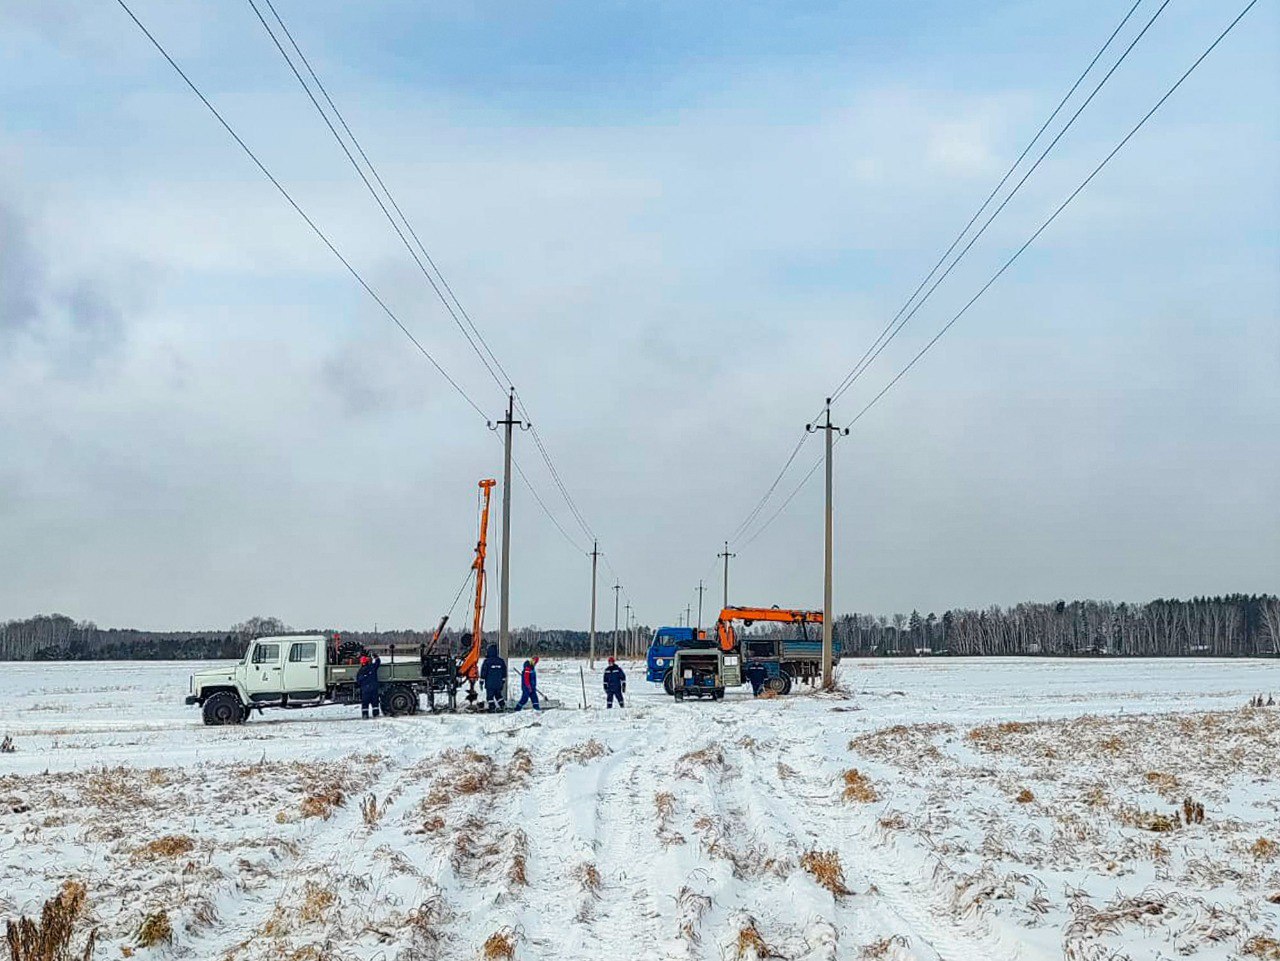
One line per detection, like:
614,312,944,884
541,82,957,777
355,653,382,719
514,656,541,711
603,656,626,708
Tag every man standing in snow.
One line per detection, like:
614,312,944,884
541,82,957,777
603,656,626,708
356,653,381,719
514,656,541,712
480,643,507,712
745,661,767,697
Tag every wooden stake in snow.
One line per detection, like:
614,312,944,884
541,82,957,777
580,665,587,709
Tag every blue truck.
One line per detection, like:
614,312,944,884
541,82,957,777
648,608,834,696
646,626,702,684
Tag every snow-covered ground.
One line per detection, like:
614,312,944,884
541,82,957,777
1,657,1278,961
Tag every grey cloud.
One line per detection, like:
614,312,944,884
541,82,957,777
0,199,125,368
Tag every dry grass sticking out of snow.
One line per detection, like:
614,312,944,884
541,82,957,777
849,707,1280,961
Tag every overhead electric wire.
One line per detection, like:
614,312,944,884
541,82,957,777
739,449,827,550
726,430,811,546
827,0,1173,410
246,0,510,397
113,0,489,421
726,0,1160,553
822,0,1150,412
842,0,1258,429
735,0,1260,549
524,416,597,542
249,0,622,572
256,0,514,390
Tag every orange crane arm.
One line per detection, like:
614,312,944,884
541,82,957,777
714,605,823,651
458,479,497,681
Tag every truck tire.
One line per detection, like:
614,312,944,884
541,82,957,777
765,672,792,696
202,691,244,725
381,684,416,717
663,670,676,696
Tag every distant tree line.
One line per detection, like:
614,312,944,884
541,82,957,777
834,595,1280,657
1,594,1276,661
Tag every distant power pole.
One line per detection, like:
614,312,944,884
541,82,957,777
807,397,848,689
696,580,708,632
623,602,632,658
490,389,528,660
588,540,600,669
685,604,692,631
613,583,621,658
717,541,735,610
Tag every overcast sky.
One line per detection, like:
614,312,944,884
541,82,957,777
1,0,1277,632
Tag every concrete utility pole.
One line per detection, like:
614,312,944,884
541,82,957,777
807,397,847,689
717,541,735,610
623,603,632,658
589,540,600,669
613,583,621,658
685,604,692,631
696,580,708,632
490,389,528,659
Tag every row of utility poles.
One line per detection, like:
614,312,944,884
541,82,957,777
489,386,645,670
674,398,843,688
496,386,842,690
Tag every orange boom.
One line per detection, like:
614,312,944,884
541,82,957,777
714,606,823,652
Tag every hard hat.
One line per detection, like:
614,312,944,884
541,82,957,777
359,655,370,665
607,656,616,664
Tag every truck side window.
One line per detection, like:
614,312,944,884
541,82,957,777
252,643,281,664
288,642,316,663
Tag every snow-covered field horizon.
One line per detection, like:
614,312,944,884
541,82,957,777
2,657,1278,960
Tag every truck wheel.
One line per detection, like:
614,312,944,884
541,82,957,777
382,685,416,717
765,672,793,696
663,670,676,696
202,691,244,725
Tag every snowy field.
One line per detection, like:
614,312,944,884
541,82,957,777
1,657,1279,961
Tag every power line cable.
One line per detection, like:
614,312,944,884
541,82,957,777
828,0,1172,409
726,430,811,545
246,0,510,397
842,0,1258,432
728,0,1157,552
113,0,490,421
257,0,514,390
247,1,617,573
822,0,1148,411
736,0,1259,547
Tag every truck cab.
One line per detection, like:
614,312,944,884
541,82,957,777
187,635,330,724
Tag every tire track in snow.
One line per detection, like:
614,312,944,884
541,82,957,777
762,721,1023,961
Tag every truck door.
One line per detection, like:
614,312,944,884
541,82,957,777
282,640,323,698
247,640,284,698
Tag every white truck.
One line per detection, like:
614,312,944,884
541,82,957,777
185,634,458,724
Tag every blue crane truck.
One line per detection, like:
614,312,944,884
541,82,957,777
648,608,833,697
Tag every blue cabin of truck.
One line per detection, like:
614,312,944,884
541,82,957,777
646,626,703,682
